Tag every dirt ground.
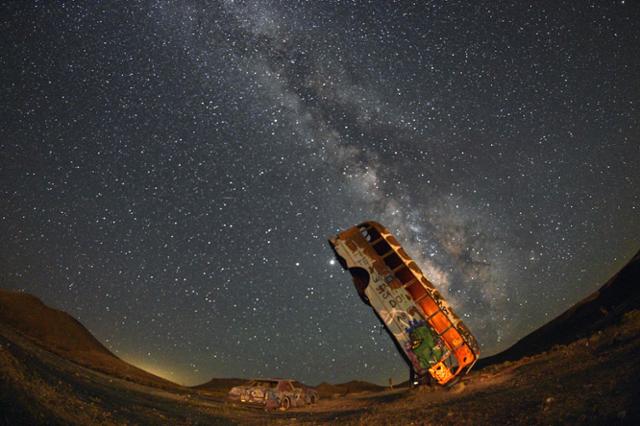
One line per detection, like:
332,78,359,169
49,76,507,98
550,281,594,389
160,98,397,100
2,309,640,425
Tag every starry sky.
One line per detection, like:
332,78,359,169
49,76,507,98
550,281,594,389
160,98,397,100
1,1,639,386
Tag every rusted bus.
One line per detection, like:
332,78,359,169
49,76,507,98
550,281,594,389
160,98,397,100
328,221,480,385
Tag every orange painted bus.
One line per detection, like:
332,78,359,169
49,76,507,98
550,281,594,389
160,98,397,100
329,221,480,385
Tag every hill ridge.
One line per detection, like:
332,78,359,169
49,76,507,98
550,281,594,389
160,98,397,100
0,288,176,389
477,248,640,368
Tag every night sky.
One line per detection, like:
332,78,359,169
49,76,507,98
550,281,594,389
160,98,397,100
1,1,638,386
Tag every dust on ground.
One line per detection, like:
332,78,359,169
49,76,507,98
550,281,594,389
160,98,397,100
2,310,640,425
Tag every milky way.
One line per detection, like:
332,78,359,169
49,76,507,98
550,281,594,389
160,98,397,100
1,1,639,385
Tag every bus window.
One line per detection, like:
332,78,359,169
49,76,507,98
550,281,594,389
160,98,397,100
384,252,403,270
367,226,382,242
396,266,415,284
373,239,392,256
359,227,369,240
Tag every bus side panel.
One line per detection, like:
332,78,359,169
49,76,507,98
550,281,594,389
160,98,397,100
332,222,480,384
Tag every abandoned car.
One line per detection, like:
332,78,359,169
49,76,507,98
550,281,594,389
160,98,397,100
227,379,319,410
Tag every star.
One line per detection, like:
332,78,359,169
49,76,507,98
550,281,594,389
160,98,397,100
0,0,638,386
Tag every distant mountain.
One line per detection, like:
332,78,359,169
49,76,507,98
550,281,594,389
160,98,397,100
315,380,386,398
478,249,640,368
0,288,175,389
193,377,247,397
194,377,246,390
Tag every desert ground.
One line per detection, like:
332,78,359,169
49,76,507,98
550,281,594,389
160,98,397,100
1,251,639,425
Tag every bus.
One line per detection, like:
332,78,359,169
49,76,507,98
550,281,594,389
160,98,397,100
328,221,480,385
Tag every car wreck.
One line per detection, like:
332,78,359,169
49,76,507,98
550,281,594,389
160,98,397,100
227,379,319,411
329,221,481,386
